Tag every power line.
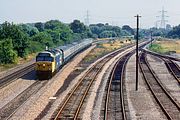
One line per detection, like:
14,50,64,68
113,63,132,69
84,10,90,26
156,7,168,29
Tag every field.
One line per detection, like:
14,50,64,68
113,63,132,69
149,39,180,54
83,39,133,62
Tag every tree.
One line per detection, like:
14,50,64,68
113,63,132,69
90,24,122,38
19,24,39,37
60,31,72,42
44,20,73,43
89,26,102,37
70,20,86,33
44,20,66,30
167,25,180,38
34,22,44,32
99,31,117,38
122,25,134,35
96,23,104,27
31,32,53,48
0,39,17,64
45,30,60,44
0,22,29,57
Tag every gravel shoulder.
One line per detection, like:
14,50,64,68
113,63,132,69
125,54,166,120
147,54,180,102
9,45,96,120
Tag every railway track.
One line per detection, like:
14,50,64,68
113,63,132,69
102,51,133,120
52,52,124,119
139,52,180,120
51,41,149,119
142,49,180,62
163,58,180,85
0,80,48,120
144,50,180,85
51,41,145,119
0,63,35,89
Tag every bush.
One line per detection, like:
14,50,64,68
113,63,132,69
0,39,18,64
149,44,165,53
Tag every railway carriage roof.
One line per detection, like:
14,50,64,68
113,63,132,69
36,39,92,58
57,39,92,51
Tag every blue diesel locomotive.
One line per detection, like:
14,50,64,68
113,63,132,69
35,39,93,79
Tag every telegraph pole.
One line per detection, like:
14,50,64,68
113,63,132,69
150,30,153,47
134,14,141,91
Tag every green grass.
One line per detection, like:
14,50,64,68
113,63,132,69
149,44,167,54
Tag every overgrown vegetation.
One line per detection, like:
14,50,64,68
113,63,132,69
149,43,166,54
0,20,92,64
83,39,132,62
89,23,134,38
0,20,136,65
149,40,180,54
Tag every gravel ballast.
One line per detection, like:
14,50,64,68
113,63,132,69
83,49,128,120
9,46,96,120
147,54,180,102
0,79,35,108
125,54,166,120
82,45,141,120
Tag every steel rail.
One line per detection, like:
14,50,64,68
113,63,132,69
104,52,133,120
139,52,180,120
53,41,149,119
163,58,180,85
0,63,35,88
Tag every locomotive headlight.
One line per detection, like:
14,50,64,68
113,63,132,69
43,64,45,67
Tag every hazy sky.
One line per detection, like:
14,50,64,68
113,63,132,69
1,0,180,28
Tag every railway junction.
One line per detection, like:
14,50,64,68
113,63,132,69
0,39,179,120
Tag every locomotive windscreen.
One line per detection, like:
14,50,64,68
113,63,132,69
36,56,54,62
38,53,50,56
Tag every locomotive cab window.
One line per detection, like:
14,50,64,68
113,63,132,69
36,56,54,62
44,57,54,62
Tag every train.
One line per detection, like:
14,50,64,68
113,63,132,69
35,39,93,79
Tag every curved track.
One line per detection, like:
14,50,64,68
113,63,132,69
51,41,149,120
51,41,147,120
143,49,180,85
139,52,180,120
52,49,128,119
102,51,133,120
142,49,180,62
163,58,180,85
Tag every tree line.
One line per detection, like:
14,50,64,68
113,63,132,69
0,20,135,64
139,24,180,39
